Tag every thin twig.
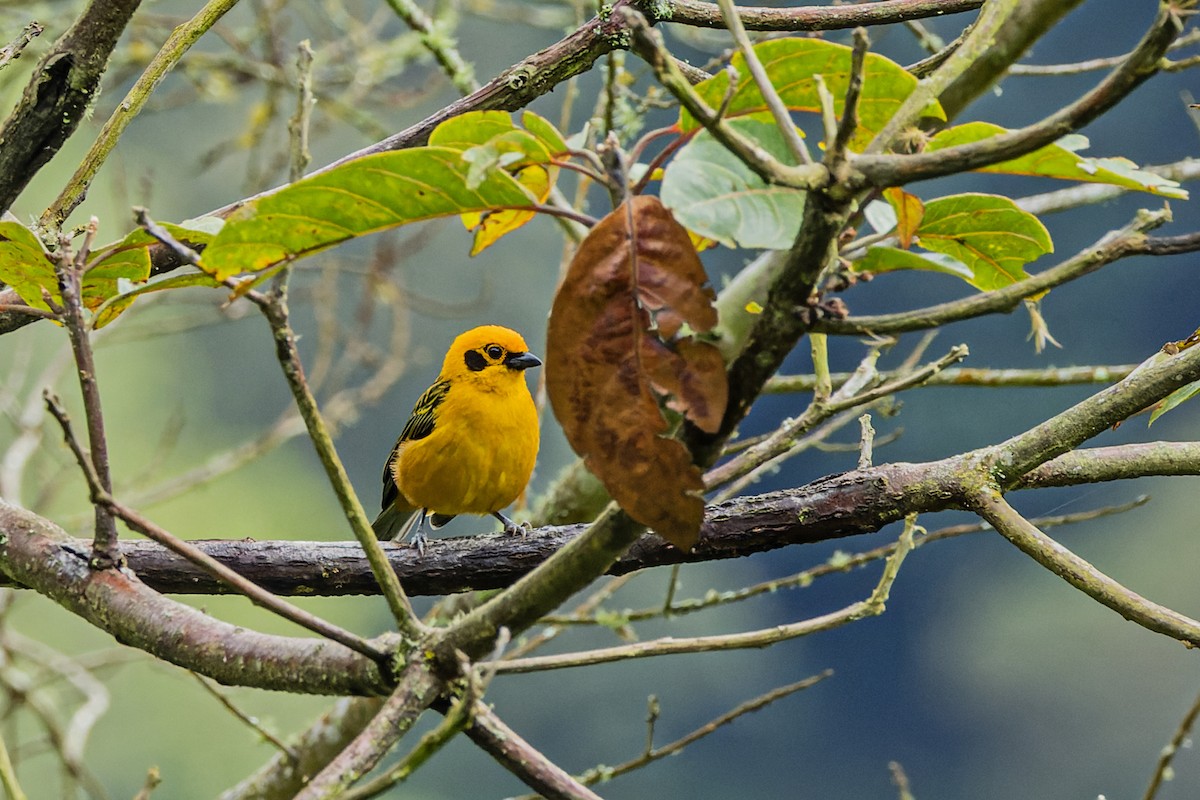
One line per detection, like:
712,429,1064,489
0,21,43,72
383,0,477,95
857,413,875,470
51,223,122,569
0,730,28,800
293,663,442,800
1,629,110,781
493,518,917,674
190,673,300,764
247,287,423,638
715,0,810,164
821,208,1171,335
1142,688,1200,800
830,28,869,161
539,496,1151,628
40,0,241,229
569,671,833,788
341,669,476,800
708,344,967,490
623,6,824,189
288,40,315,183
131,768,161,800
504,573,639,660
766,363,1137,394
890,760,915,800
464,701,603,800
1008,29,1200,76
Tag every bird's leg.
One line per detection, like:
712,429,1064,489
493,511,529,536
409,510,429,555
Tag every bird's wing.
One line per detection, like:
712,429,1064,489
380,378,451,510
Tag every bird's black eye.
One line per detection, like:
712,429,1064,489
486,345,504,360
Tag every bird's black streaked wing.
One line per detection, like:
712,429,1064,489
380,379,451,509
399,379,449,443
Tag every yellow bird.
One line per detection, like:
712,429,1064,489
372,325,541,552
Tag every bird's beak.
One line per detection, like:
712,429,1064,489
505,351,542,371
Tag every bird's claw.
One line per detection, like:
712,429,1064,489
503,520,532,537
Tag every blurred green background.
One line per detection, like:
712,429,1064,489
2,0,1199,797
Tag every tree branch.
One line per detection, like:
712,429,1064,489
967,488,1200,647
462,702,604,800
39,0,241,230
0,500,392,695
25,435,1194,598
819,207,1171,335
0,0,142,213
854,1,1194,185
294,662,441,799
662,0,984,31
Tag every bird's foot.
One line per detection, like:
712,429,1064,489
494,511,529,537
409,529,428,556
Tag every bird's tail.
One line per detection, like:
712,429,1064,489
371,504,420,541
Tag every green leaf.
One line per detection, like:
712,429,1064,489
0,221,55,311
88,223,212,304
682,39,944,148
91,271,223,329
430,110,565,165
521,110,568,154
202,146,533,279
927,122,1188,198
82,223,217,324
1150,378,1200,425
427,110,520,149
855,246,974,281
660,118,805,249
203,111,570,278
915,193,1053,291
852,194,1053,291
0,220,216,320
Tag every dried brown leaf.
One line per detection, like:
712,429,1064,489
546,196,727,550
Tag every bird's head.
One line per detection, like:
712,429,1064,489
442,325,542,383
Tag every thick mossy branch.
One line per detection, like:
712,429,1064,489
0,0,142,214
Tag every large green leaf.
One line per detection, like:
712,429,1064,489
916,194,1052,290
203,111,568,279
854,193,1052,291
660,118,805,249
428,111,566,253
927,122,1188,198
682,39,944,149
202,146,533,279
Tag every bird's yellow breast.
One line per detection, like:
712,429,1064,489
392,373,539,516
